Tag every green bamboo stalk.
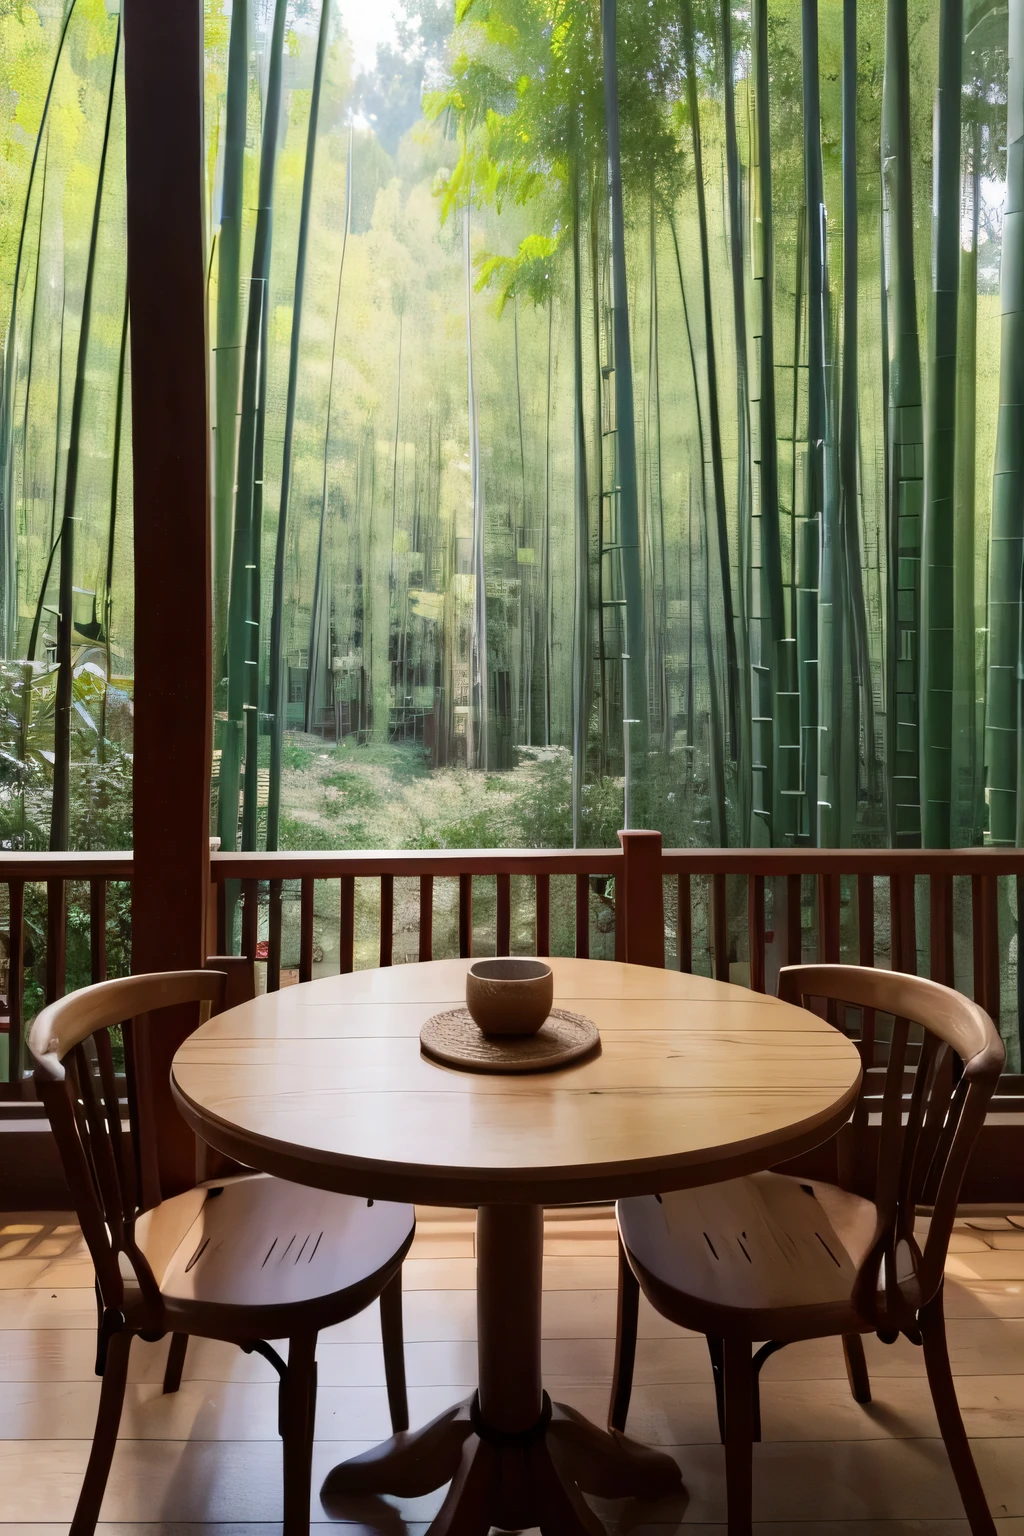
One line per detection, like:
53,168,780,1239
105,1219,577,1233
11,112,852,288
670,211,724,834
952,117,981,845
544,289,553,748
589,185,606,767
881,0,925,847
720,0,754,839
921,0,964,847
753,0,787,844
680,0,739,763
219,0,288,853
307,120,353,735
17,134,52,655
213,0,249,690
51,13,121,851
571,172,590,846
839,0,876,809
1,0,78,660
465,202,488,770
700,481,727,847
241,271,270,853
601,0,646,753
985,0,1024,846
647,193,669,751
267,0,332,851
802,0,841,848
99,287,129,761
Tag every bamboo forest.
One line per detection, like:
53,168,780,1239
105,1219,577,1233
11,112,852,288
0,0,1017,862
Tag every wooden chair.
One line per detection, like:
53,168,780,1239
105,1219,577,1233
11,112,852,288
608,964,1005,1536
29,970,415,1536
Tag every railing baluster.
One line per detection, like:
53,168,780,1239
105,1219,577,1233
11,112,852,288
712,872,728,982
496,872,511,957
575,873,589,959
890,871,917,974
786,873,802,966
241,878,258,961
817,871,841,964
857,873,874,967
45,878,66,1004
299,876,314,983
535,873,550,957
7,880,24,1083
339,875,355,973
90,879,107,984
614,876,625,961
216,877,227,955
972,873,999,1017
268,878,283,992
459,874,473,959
380,875,394,967
748,875,765,993
929,872,954,987
857,872,876,1066
677,873,692,973
418,874,433,962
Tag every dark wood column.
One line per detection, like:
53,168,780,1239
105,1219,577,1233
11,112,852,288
124,0,211,1195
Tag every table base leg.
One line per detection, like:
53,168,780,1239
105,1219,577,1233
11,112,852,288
320,1392,683,1534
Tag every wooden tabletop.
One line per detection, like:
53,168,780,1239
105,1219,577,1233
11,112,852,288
171,957,862,1206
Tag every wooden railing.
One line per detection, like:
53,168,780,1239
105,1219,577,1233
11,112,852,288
2,839,1022,1106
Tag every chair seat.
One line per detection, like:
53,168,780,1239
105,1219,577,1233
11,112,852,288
618,1172,895,1338
130,1174,414,1324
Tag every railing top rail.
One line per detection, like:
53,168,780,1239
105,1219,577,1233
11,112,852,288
209,848,625,880
0,846,1017,882
660,847,1024,875
0,851,133,879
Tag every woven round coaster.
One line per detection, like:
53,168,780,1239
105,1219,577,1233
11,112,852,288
420,1007,600,1075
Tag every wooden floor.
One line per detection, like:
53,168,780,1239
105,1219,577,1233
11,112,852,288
3,1206,1024,1534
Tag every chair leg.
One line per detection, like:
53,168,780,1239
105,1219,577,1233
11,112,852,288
70,1328,131,1536
162,1332,189,1394
842,1333,871,1404
280,1331,318,1536
609,1235,640,1433
920,1289,996,1536
706,1336,726,1443
722,1337,755,1536
380,1268,409,1434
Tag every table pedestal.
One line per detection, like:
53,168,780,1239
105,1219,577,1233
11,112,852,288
320,1204,683,1534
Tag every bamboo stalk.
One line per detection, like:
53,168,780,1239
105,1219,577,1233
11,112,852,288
212,0,249,690
986,0,1024,846
881,0,925,847
219,0,288,853
601,0,646,748
753,0,786,844
720,0,754,839
307,121,353,736
680,0,739,761
921,0,964,847
267,0,332,850
1,0,78,660
51,13,121,850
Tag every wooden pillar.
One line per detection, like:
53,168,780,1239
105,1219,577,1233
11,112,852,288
124,0,211,1197
618,830,665,967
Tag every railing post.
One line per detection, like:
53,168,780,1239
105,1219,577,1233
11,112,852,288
124,0,211,1198
618,830,665,968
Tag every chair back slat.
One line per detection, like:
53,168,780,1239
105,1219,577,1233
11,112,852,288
30,970,228,1317
778,963,1004,1324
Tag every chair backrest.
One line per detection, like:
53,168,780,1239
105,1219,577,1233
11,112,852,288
778,963,1004,1328
29,970,226,1316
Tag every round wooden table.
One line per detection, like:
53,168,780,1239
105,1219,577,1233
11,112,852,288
171,956,862,1534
